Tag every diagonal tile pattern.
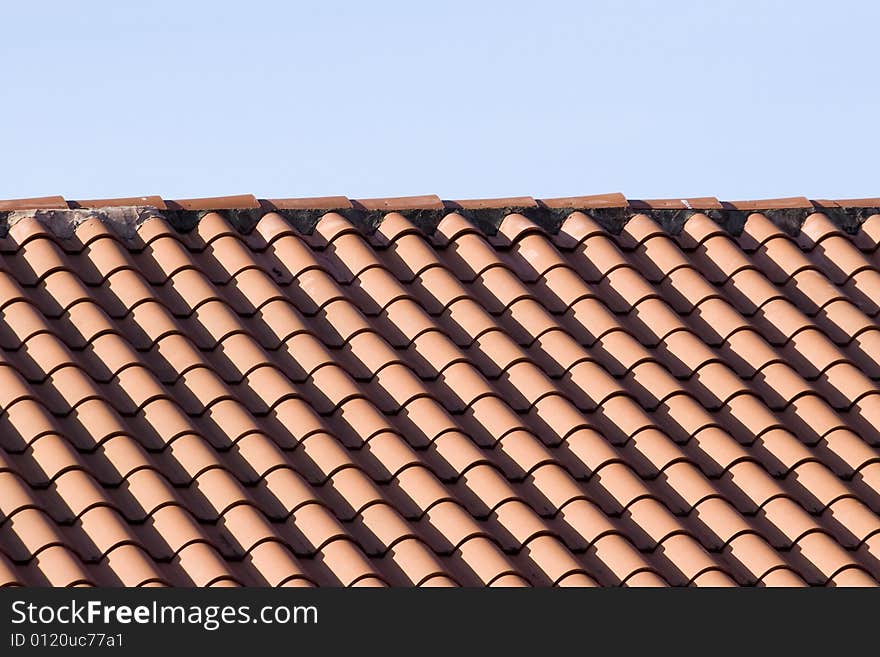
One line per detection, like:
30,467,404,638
0,193,879,587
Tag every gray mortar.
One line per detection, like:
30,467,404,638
0,207,164,239
0,204,878,241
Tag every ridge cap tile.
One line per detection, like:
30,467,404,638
725,197,813,210
540,193,627,209
0,196,68,211
69,196,167,210
265,196,353,210
445,196,538,210
354,195,444,211
816,197,880,209
165,194,260,211
629,197,722,210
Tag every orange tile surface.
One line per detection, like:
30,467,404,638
0,195,879,587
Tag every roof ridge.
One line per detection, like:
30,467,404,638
4,193,880,212
1,196,879,240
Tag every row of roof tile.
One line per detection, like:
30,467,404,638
2,193,880,213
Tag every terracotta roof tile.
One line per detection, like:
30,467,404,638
630,197,722,210
446,196,538,210
355,195,444,211
814,198,880,209
0,194,879,586
265,196,353,211
165,195,260,211
541,193,627,209
70,196,167,210
727,197,814,210
0,196,68,211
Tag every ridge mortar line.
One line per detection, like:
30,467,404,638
3,204,880,240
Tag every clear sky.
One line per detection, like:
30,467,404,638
1,1,876,202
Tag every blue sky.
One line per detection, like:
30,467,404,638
1,1,876,201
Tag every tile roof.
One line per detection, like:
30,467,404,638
1,193,880,587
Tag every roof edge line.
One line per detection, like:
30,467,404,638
1,203,879,241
